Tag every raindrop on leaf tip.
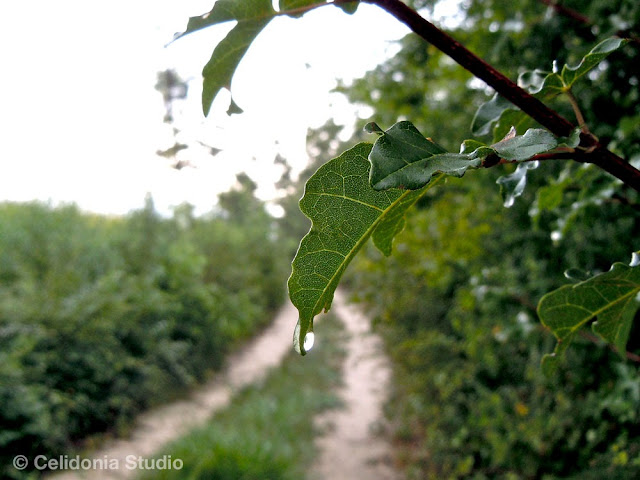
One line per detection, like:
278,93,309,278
503,195,515,208
303,332,315,351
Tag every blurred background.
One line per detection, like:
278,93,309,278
1,0,640,479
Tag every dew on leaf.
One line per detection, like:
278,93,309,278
503,194,516,208
526,160,540,170
303,332,315,351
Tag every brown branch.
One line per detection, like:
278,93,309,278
364,0,640,193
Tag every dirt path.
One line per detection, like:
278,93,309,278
310,290,399,480
48,292,398,480
49,301,298,480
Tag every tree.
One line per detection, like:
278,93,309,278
177,1,639,362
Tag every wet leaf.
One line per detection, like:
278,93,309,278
490,128,557,161
288,143,439,354
366,121,483,190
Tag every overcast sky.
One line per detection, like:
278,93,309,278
0,1,413,216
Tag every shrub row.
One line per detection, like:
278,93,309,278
0,196,290,479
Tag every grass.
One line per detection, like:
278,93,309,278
138,313,346,480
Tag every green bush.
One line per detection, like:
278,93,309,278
0,195,290,478
347,170,640,479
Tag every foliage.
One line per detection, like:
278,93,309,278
181,0,639,361
180,0,640,477
288,142,437,354
138,313,345,480
0,190,290,478
345,170,640,477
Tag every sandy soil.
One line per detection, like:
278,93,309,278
310,290,399,480
47,292,398,480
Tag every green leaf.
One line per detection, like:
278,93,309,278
333,0,360,14
491,128,558,161
287,143,438,354
175,0,359,115
538,259,640,363
541,332,575,377
536,182,567,212
366,121,483,190
176,0,278,116
561,37,628,88
279,0,327,17
470,72,561,140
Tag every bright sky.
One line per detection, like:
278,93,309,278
0,1,417,216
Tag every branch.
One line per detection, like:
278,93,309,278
364,0,640,193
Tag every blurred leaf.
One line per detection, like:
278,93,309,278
288,143,437,354
496,162,540,208
536,182,566,212
519,69,565,96
471,93,513,136
176,0,356,115
538,260,640,362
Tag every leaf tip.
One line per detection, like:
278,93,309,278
364,122,384,135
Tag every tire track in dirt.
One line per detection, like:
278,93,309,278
310,290,399,480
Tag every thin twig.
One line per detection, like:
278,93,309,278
565,88,590,134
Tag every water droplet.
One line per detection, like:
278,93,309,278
303,332,315,351
525,160,540,170
631,252,640,267
503,194,515,208
550,230,563,242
